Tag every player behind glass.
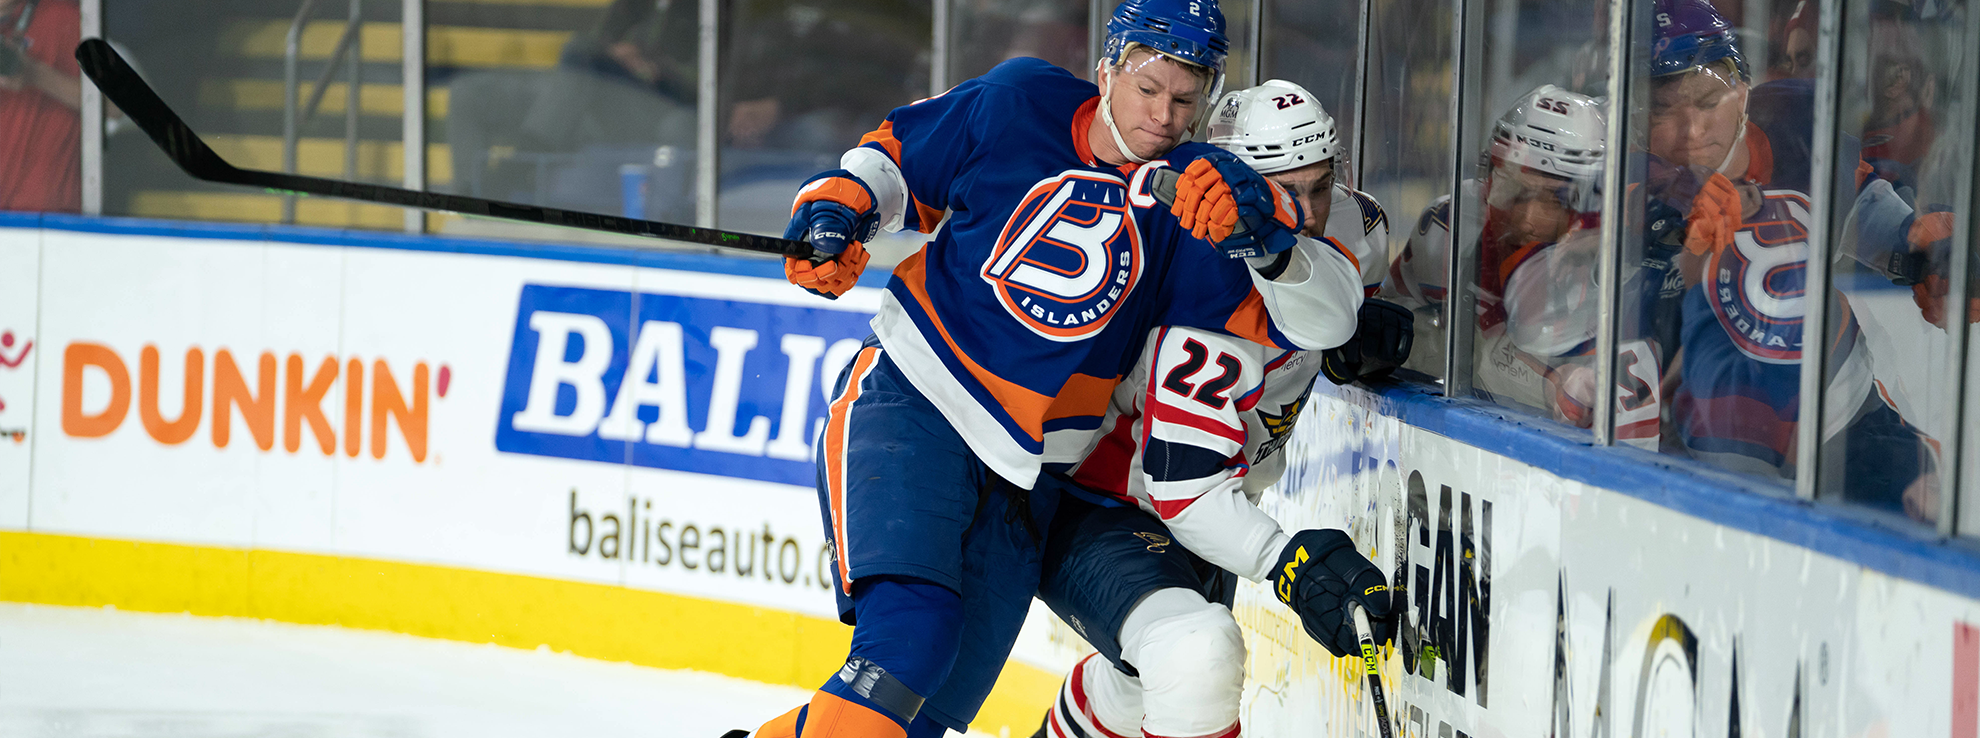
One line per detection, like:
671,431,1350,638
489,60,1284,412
1028,82,1409,738
1379,87,1674,444
1644,0,1936,489
743,1,1377,736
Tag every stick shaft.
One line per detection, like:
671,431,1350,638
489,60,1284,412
1351,603,1397,738
72,38,812,259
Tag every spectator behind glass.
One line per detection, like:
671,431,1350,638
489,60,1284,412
447,0,697,200
722,0,927,152
0,0,80,213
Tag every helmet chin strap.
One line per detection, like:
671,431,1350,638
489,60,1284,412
1097,64,1153,165
1716,112,1749,175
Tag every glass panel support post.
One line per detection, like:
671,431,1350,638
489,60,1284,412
695,0,719,229
931,0,948,96
1592,0,1636,445
1348,0,1372,187
80,0,102,215
1794,0,1847,501
1440,0,1485,397
1940,4,1980,534
402,0,424,233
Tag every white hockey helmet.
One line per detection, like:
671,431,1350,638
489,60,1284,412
1206,79,1339,175
1485,85,1606,197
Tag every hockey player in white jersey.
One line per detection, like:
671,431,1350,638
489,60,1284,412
1030,81,1411,738
1379,86,1670,445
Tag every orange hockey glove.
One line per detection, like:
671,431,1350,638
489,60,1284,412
784,169,881,300
1684,171,1743,255
1903,211,1980,328
1171,151,1306,259
785,241,870,299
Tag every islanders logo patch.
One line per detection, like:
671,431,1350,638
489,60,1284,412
981,171,1142,342
1707,189,1810,364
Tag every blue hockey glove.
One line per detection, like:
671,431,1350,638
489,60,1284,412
1172,150,1307,260
783,170,882,299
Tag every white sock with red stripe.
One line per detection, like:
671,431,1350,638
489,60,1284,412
1045,653,1142,738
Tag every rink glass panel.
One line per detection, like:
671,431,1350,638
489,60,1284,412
1360,0,1458,382
1611,0,1825,491
96,0,407,228
714,0,929,238
1456,0,1611,435
425,0,700,242
1815,0,1979,530
946,0,1090,84
1260,0,1361,181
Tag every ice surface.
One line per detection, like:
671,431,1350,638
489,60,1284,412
0,603,814,738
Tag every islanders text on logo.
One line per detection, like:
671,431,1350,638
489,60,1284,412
61,342,440,461
495,284,873,487
980,171,1142,342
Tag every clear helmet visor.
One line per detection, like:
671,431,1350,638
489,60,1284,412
1101,46,1224,141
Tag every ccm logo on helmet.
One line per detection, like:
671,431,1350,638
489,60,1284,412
982,171,1143,342
1291,133,1325,147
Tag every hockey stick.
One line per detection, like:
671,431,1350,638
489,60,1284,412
1349,602,1397,738
73,38,811,259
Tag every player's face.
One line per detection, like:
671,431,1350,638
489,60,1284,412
1266,160,1335,238
1648,68,1748,168
1106,54,1208,159
1485,162,1578,245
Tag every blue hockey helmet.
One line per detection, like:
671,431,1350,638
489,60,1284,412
1103,0,1230,74
1652,0,1749,80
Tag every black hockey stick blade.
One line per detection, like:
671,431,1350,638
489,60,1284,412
74,38,811,259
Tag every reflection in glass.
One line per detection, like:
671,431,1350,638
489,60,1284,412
99,2,406,227
950,0,1089,83
1261,0,1360,150
437,0,699,241
1367,0,1458,379
719,0,929,239
1819,0,1974,526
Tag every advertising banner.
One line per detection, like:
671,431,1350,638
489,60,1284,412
3,226,888,621
1240,381,1980,736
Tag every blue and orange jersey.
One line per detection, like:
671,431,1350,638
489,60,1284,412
1669,79,1884,475
849,58,1366,488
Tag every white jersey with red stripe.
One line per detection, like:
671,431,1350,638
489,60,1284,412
1066,326,1322,582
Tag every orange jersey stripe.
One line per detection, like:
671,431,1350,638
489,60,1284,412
794,177,875,216
1222,288,1285,350
894,252,1056,442
859,120,946,233
823,347,881,596
859,121,906,164
801,691,908,738
1045,371,1122,425
1071,97,1100,166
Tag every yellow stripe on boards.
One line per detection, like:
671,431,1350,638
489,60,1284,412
0,531,1058,735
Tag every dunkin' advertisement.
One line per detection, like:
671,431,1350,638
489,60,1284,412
0,225,885,620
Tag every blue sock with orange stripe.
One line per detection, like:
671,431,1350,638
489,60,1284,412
801,576,963,737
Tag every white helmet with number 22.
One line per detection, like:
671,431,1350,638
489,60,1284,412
1206,79,1338,175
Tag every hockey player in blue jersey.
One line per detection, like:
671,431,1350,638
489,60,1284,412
1027,82,1405,738
744,1,1374,736
1648,0,1937,494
